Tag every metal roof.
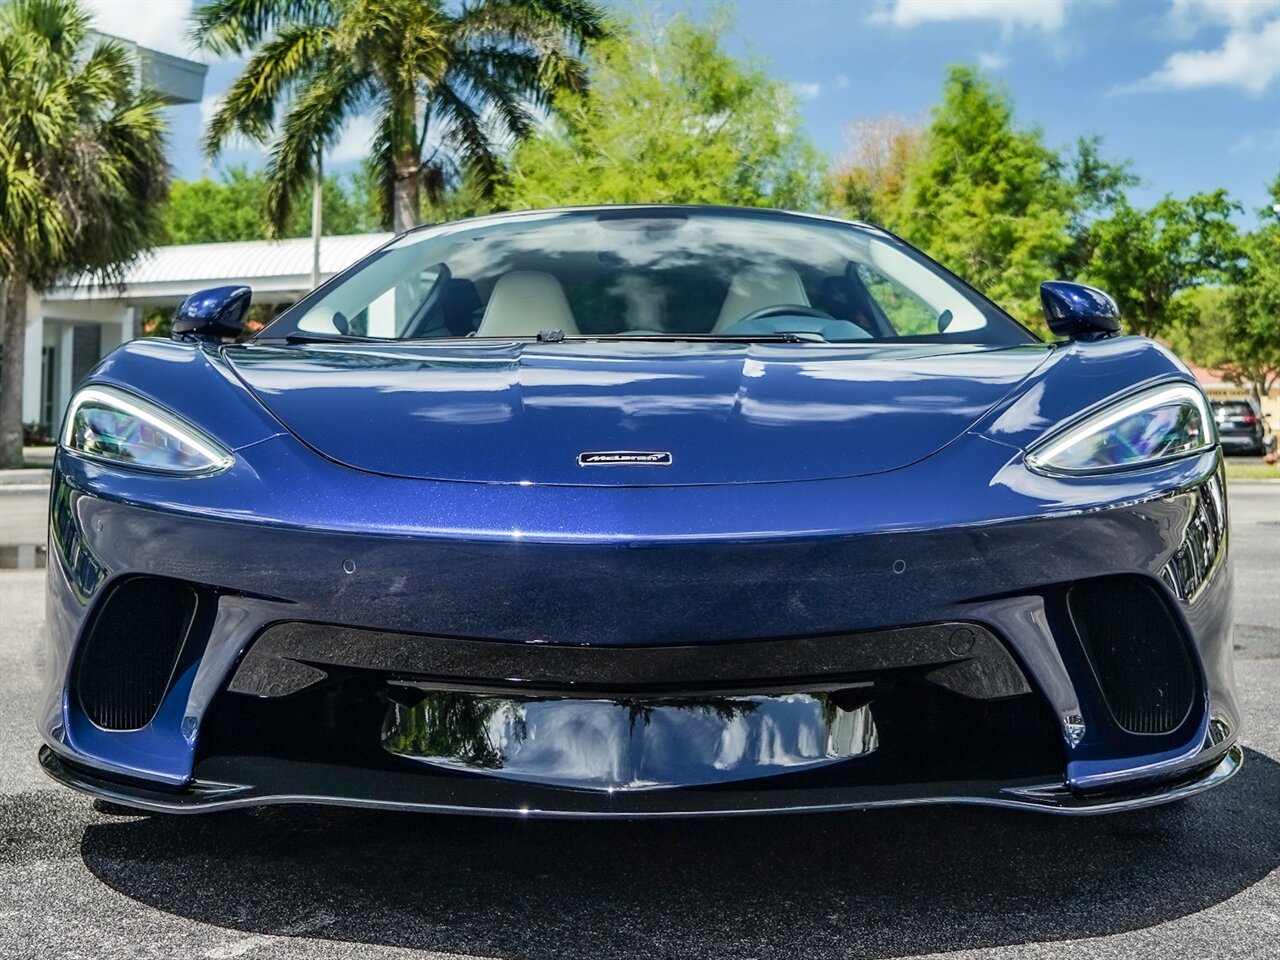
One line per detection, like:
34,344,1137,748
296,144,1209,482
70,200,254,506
48,233,394,305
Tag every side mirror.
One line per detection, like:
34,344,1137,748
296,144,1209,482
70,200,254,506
172,286,251,342
1040,281,1121,341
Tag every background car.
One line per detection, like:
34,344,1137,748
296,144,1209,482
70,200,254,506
1212,397,1273,457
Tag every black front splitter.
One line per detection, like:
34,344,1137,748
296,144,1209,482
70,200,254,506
39,742,1242,819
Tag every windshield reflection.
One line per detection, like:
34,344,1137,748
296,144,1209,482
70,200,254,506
262,209,1031,346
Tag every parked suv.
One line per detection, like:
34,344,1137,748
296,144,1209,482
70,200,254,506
1212,397,1273,456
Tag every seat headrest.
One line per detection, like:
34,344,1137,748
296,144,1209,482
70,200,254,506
714,265,810,333
477,271,579,337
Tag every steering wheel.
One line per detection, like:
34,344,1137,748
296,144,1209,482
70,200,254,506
731,304,836,326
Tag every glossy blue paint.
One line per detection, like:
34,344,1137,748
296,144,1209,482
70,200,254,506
37,208,1240,817
1040,281,1122,341
223,340,1053,485
172,285,252,342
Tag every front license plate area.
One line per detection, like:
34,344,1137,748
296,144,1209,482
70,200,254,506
382,689,878,791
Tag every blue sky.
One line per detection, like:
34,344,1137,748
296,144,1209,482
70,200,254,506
88,0,1280,218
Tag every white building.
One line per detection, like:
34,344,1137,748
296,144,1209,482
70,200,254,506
23,233,392,433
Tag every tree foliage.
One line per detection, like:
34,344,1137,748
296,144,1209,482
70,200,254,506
499,11,824,210
1083,189,1241,338
831,116,920,226
161,166,383,244
193,0,608,235
831,67,1134,331
894,67,1078,326
1169,179,1280,396
0,0,168,467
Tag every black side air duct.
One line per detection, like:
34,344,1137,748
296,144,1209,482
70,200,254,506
75,578,199,731
1067,576,1197,736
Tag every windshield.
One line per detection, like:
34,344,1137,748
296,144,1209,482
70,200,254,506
260,208,1035,345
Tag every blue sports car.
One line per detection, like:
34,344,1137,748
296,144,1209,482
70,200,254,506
39,206,1240,816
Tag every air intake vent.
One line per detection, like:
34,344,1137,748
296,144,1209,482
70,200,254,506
76,578,198,731
1067,577,1196,736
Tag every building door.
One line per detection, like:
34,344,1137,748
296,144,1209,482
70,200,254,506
41,346,56,437
70,324,102,389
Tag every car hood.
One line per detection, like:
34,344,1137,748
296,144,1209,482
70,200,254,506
223,340,1051,486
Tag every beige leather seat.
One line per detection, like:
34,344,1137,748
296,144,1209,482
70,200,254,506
476,271,580,337
713,265,810,333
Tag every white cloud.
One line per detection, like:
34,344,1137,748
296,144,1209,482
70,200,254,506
199,92,223,129
1171,0,1280,29
1128,16,1280,93
329,112,378,166
834,73,850,89
977,50,1008,70
1228,126,1280,153
871,0,1067,31
792,81,823,100
85,0,198,59
198,92,267,159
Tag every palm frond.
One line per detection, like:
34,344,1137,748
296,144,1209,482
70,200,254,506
453,0,609,50
204,23,333,157
0,0,168,286
263,68,374,234
367,106,397,227
190,0,331,56
443,54,538,143
194,0,608,230
432,83,500,192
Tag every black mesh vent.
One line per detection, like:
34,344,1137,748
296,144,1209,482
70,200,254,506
1067,577,1196,736
76,578,198,731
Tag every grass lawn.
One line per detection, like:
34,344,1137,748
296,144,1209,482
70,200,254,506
1225,459,1280,481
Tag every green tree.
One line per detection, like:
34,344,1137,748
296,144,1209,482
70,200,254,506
162,168,274,244
893,66,1077,327
193,0,608,235
1056,133,1139,278
500,11,824,209
1083,190,1241,338
1171,179,1280,398
1225,177,1280,397
0,0,168,467
833,69,1134,330
161,166,383,244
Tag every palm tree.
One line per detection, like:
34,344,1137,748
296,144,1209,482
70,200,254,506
0,0,169,468
193,0,608,236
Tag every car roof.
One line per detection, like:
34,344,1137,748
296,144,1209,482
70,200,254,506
400,204,888,239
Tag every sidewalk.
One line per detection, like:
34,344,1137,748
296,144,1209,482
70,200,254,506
21,446,54,468
0,470,51,492
0,448,54,492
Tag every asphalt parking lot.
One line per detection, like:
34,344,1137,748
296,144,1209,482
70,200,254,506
1,481,1277,960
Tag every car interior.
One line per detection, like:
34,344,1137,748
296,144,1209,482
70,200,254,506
288,213,1011,344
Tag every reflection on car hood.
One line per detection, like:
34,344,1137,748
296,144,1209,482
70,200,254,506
224,340,1051,486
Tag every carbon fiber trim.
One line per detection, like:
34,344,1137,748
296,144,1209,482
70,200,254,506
227,620,1032,700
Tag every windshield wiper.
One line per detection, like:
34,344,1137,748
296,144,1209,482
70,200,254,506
562,333,824,344
273,331,824,345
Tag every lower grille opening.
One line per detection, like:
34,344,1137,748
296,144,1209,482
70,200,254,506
75,577,199,731
1067,576,1197,736
196,668,1066,801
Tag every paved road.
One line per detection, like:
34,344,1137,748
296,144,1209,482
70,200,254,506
1,484,1277,960
0,485,47,547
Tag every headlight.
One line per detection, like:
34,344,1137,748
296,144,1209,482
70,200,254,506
62,385,233,475
1026,383,1214,475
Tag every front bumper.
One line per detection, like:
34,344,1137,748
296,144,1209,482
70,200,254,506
39,438,1241,816
40,742,1242,818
